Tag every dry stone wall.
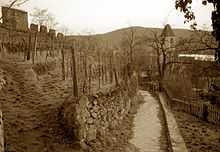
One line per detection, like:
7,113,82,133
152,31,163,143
61,83,137,146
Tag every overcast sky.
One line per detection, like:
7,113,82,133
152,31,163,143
1,0,214,34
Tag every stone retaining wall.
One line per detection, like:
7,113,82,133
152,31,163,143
159,93,188,152
61,84,137,146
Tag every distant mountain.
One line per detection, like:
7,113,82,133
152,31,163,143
66,26,193,47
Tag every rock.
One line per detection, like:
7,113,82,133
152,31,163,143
87,118,94,124
78,125,87,141
93,100,98,105
86,125,97,141
80,141,89,151
98,127,106,136
87,102,93,109
92,105,99,113
79,96,89,109
91,112,98,119
93,94,99,98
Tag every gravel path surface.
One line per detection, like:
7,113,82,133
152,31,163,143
130,90,168,152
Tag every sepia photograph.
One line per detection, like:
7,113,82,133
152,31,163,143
0,0,219,151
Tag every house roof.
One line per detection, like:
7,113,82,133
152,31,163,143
161,24,175,37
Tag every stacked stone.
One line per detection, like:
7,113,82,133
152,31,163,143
62,86,133,146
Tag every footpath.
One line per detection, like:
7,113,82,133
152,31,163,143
130,90,168,152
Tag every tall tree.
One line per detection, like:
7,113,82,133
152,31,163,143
120,26,142,80
121,27,141,64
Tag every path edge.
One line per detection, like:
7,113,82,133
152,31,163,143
158,92,188,152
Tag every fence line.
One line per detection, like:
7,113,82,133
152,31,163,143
164,87,220,125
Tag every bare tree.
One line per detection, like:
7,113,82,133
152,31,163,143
121,26,142,64
146,30,188,90
146,31,168,90
146,29,217,91
120,26,143,82
30,7,58,29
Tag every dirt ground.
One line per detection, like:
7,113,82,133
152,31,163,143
173,110,220,152
0,59,79,152
88,111,140,152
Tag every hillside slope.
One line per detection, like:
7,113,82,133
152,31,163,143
66,26,193,47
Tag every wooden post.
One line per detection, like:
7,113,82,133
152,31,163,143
101,64,104,85
89,64,92,94
61,42,65,80
32,32,37,64
114,68,119,86
104,55,108,83
83,54,88,93
27,32,31,60
71,45,78,97
23,38,27,61
98,50,101,89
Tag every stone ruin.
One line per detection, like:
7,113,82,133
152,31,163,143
61,73,139,148
61,87,132,144
2,7,28,32
0,7,67,54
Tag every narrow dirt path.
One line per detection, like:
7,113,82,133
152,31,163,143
0,60,78,152
130,90,168,152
